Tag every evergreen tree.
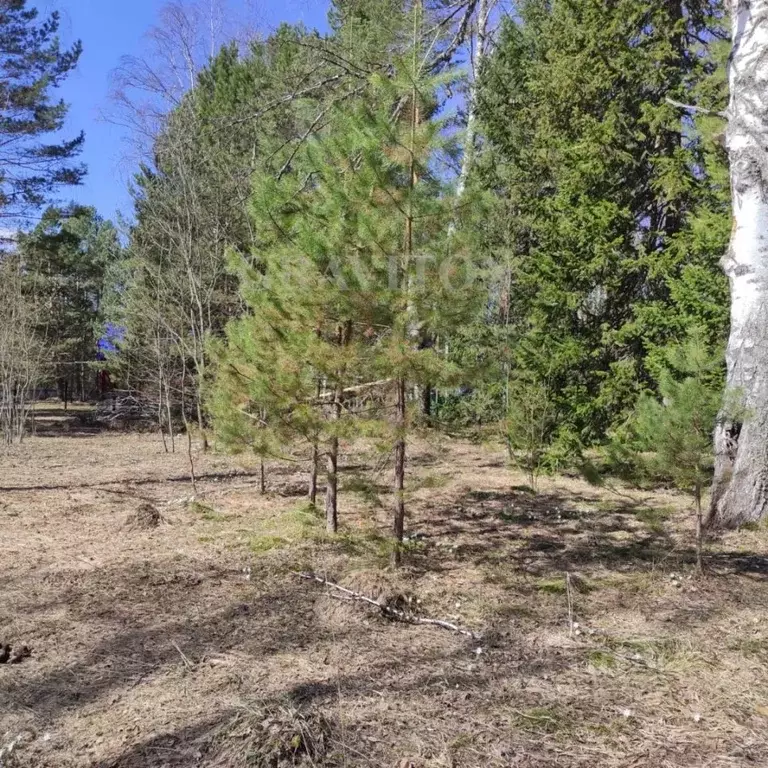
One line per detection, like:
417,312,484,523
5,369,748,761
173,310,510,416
210,3,481,559
18,206,122,401
118,24,333,439
0,1,85,220
469,0,729,444
619,333,724,572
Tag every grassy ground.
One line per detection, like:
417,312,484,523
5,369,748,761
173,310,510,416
2,404,768,767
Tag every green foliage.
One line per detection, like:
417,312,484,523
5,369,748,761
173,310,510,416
17,205,122,391
116,23,333,418
210,1,482,494
611,331,723,499
505,374,557,492
463,0,729,441
0,1,85,218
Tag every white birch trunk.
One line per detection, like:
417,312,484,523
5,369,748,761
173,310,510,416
709,0,768,527
455,0,493,202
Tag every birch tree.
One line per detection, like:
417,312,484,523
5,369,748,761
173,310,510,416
0,256,47,445
709,0,768,527
455,0,495,201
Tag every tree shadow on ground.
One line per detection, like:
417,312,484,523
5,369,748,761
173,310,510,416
4,549,590,768
0,469,265,494
414,486,768,581
1,559,354,724
86,633,584,768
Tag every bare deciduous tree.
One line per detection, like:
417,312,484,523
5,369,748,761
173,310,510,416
0,255,48,446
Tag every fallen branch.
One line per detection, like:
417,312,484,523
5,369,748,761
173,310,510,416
171,641,194,670
292,571,482,640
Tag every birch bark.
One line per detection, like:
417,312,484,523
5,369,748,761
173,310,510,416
455,0,493,201
709,0,768,526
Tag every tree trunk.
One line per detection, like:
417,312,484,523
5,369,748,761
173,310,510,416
324,322,350,533
455,0,492,202
186,427,197,496
325,364,342,534
695,483,704,574
158,373,168,453
308,442,319,506
325,437,338,533
392,377,407,567
197,400,209,453
165,379,176,453
260,457,266,495
421,383,432,419
709,0,768,528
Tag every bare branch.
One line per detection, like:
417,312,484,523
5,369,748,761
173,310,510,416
665,96,727,119
292,571,483,640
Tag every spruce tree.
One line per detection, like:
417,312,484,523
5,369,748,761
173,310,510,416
471,0,729,443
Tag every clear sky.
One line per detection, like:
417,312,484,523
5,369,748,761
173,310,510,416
42,0,331,224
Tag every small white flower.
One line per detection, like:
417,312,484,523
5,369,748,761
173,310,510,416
693,712,702,723
475,647,483,655
621,708,634,718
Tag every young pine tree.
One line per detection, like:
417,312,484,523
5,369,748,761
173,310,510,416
210,4,482,559
624,334,723,572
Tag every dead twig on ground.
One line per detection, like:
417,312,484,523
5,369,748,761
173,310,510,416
171,641,194,670
292,571,482,640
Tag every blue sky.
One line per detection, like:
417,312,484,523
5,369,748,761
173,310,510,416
44,0,331,224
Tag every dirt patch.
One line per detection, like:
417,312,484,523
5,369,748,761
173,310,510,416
1,425,768,766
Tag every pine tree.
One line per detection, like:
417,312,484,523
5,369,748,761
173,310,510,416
18,206,122,402
0,1,85,220
210,2,482,558
622,333,723,572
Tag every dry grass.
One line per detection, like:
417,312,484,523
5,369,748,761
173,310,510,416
1,406,768,766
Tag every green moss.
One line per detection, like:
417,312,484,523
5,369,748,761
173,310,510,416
589,650,617,669
419,473,450,489
342,476,384,508
188,500,225,521
731,637,767,656
515,706,564,734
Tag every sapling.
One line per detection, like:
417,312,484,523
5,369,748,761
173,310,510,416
505,373,557,493
625,333,723,572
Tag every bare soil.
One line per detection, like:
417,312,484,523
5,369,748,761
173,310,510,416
2,405,768,767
